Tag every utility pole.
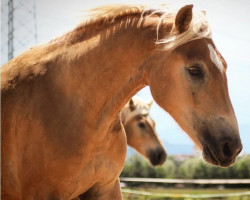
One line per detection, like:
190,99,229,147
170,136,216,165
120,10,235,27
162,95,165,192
8,0,14,60
1,0,38,64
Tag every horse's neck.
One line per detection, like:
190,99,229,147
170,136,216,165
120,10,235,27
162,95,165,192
54,15,167,132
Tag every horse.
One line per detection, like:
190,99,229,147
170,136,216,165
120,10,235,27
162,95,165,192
77,96,166,199
122,96,167,166
1,3,242,200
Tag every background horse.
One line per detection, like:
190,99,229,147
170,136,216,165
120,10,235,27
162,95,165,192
1,4,242,200
122,96,166,166
77,96,166,199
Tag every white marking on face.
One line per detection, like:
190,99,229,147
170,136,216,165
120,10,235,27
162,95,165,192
146,115,155,128
208,44,224,71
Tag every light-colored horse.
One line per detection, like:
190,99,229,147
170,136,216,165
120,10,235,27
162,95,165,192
1,4,242,200
78,96,166,199
122,96,167,166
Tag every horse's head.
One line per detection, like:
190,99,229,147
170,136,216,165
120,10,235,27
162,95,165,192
148,5,242,167
122,97,167,166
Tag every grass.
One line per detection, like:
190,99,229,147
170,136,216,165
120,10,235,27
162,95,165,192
122,187,250,200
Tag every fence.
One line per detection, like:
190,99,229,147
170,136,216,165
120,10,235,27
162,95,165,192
122,188,250,199
120,178,250,199
120,178,250,184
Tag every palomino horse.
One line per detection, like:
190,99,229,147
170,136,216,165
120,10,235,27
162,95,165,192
78,96,166,199
122,96,167,166
1,4,242,200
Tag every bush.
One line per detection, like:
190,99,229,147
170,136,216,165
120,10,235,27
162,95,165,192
235,155,250,178
121,154,250,180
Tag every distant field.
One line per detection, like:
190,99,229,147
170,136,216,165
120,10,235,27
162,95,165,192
122,187,250,200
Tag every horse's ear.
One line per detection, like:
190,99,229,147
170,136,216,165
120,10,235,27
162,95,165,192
147,100,153,109
129,99,136,111
175,4,193,33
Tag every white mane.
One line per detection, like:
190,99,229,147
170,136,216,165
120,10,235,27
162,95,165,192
142,5,211,50
121,96,153,125
84,4,212,50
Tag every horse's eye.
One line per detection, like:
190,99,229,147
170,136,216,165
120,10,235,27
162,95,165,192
138,122,146,128
187,66,204,79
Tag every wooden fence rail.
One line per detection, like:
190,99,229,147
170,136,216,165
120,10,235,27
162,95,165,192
122,188,250,199
120,178,250,184
120,178,250,199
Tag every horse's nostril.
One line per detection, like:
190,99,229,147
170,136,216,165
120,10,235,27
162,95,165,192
149,148,167,166
157,153,163,162
222,141,233,158
157,150,167,163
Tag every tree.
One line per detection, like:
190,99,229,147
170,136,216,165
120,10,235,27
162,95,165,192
121,154,250,179
235,155,250,178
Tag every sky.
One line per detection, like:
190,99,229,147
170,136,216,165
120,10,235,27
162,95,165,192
1,0,250,153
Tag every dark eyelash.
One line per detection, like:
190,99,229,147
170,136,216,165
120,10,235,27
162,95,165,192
187,65,204,79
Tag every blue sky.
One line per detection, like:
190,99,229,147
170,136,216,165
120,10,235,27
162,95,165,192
2,0,250,153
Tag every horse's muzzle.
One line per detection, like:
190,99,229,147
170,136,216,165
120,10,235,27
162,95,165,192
147,146,167,166
202,136,242,167
195,117,243,167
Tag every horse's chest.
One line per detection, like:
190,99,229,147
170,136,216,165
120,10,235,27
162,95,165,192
93,128,126,178
73,128,126,197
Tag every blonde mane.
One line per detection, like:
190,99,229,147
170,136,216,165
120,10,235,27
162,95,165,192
121,96,153,125
82,4,212,50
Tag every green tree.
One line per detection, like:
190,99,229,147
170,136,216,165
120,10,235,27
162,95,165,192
121,154,250,179
235,155,250,178
162,159,176,178
178,157,201,179
121,154,149,177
